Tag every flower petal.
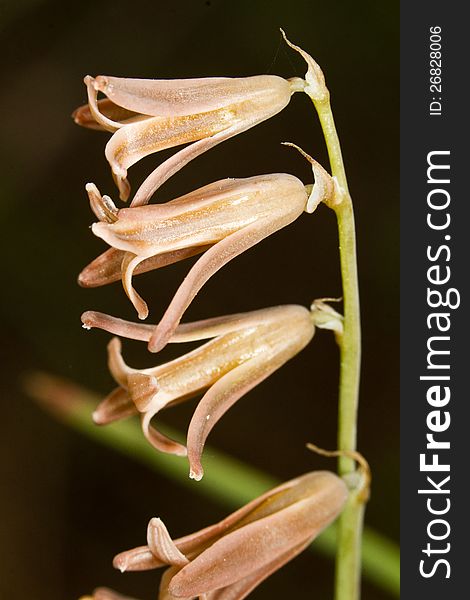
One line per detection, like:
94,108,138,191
72,98,142,131
113,545,162,572
147,518,189,567
105,110,237,201
107,337,133,387
84,75,125,132
86,183,118,223
140,412,187,457
81,306,290,344
78,246,209,288
82,311,155,341
186,345,300,481
120,253,149,320
91,75,289,118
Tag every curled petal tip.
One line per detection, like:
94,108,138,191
81,311,95,329
138,307,149,320
147,329,169,353
112,554,129,573
147,339,163,354
94,75,108,90
77,270,90,288
189,467,203,482
147,518,189,566
91,410,102,424
108,336,122,353
92,404,115,425
72,107,87,126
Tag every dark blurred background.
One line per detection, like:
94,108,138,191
0,0,398,598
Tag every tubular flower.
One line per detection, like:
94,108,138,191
82,304,316,480
111,471,348,599
72,73,304,204
79,165,334,352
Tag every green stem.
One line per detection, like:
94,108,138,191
314,97,364,600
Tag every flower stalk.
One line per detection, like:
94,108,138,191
316,94,364,600
312,68,364,600
282,30,364,600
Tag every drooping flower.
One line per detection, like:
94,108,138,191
79,162,334,352
73,73,305,205
82,304,317,480
111,470,348,599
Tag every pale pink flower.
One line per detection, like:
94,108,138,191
112,471,348,599
79,163,333,352
73,73,304,205
82,304,317,480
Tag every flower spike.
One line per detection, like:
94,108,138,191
73,74,301,203
82,304,316,479
112,471,348,599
